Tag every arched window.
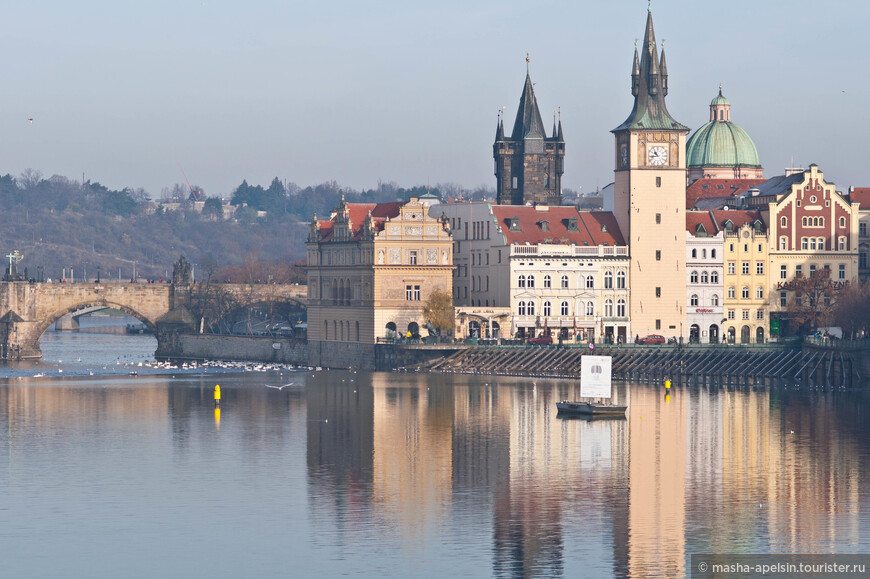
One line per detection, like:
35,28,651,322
586,275,594,289
518,274,526,288
728,286,735,299
617,299,626,317
802,217,808,227
586,302,594,316
711,249,717,259
711,294,719,306
691,249,697,259
840,216,846,228
324,320,329,340
560,301,569,316
690,294,699,306
700,271,709,283
527,301,536,315
527,275,536,288
781,216,787,227
543,275,552,288
604,271,613,288
577,301,585,316
690,271,698,283
518,301,526,315
561,275,569,289
702,249,707,259
711,271,719,283
742,286,750,299
617,271,626,288
543,301,551,316
604,299,613,317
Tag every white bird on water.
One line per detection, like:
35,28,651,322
265,382,294,390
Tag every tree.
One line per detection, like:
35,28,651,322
833,279,870,338
422,288,454,337
201,197,224,221
785,269,840,334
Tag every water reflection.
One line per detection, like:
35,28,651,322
1,371,867,578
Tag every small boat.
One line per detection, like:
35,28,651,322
557,354,627,417
556,400,627,416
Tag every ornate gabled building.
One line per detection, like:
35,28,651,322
306,197,453,368
494,66,565,206
613,8,690,340
686,88,764,184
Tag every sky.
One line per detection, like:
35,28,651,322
2,0,869,200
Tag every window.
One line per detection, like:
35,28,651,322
756,286,764,299
604,271,613,288
839,264,846,280
617,298,626,317
802,216,807,227
656,250,661,261
809,264,816,276
690,294,699,306
781,216,787,227
656,213,661,224
561,301,569,316
655,287,661,297
840,216,846,228
838,237,846,250
690,271,698,283
742,262,750,275
780,237,787,250
756,262,764,275
543,301,551,316
742,310,750,320
742,286,750,299
861,252,867,269
561,275,569,289
728,262,735,275
656,177,662,187
796,265,802,277
861,223,867,237
711,294,719,306
518,274,526,288
512,176,518,189
728,286,736,299
656,319,661,330
518,301,526,315
727,310,735,320
691,248,697,258
586,302,594,316
700,271,709,283
780,265,787,279
711,271,719,283
729,243,735,252
527,301,535,315
702,249,707,259
617,271,626,288
528,275,535,288
711,249,717,259
586,276,594,289
406,285,421,301
801,238,808,250
744,244,749,252
604,299,613,317
780,292,787,307
544,275,552,288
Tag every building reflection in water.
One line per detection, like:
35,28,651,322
305,373,868,578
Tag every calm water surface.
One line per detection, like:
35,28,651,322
0,317,868,578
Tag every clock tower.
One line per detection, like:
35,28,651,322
612,9,690,340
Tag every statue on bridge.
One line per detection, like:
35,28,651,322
172,255,192,285
4,250,24,282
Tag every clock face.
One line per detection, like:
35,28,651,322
648,145,668,166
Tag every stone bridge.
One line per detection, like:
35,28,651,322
0,281,307,359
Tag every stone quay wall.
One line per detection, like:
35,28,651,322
160,334,308,365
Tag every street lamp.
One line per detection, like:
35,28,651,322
96,265,101,284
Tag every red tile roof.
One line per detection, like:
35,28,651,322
317,201,403,242
491,206,625,246
686,211,718,235
686,178,766,208
709,209,765,231
849,187,870,208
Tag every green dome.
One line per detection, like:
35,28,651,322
710,92,730,106
686,120,761,169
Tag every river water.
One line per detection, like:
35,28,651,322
0,316,868,578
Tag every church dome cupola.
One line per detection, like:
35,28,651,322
686,87,763,183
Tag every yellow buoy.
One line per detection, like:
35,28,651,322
665,379,671,389
214,384,221,407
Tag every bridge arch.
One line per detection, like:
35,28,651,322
38,301,158,339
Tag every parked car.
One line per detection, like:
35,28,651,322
637,334,666,345
527,335,553,345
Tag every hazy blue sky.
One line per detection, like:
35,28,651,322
1,1,868,199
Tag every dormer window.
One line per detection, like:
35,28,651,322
538,220,550,232
753,220,763,232
566,217,579,232
601,224,608,233
509,217,521,231
724,220,734,232
695,224,707,236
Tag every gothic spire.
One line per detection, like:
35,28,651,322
613,9,688,133
511,71,547,141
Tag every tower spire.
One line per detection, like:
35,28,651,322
511,65,546,141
